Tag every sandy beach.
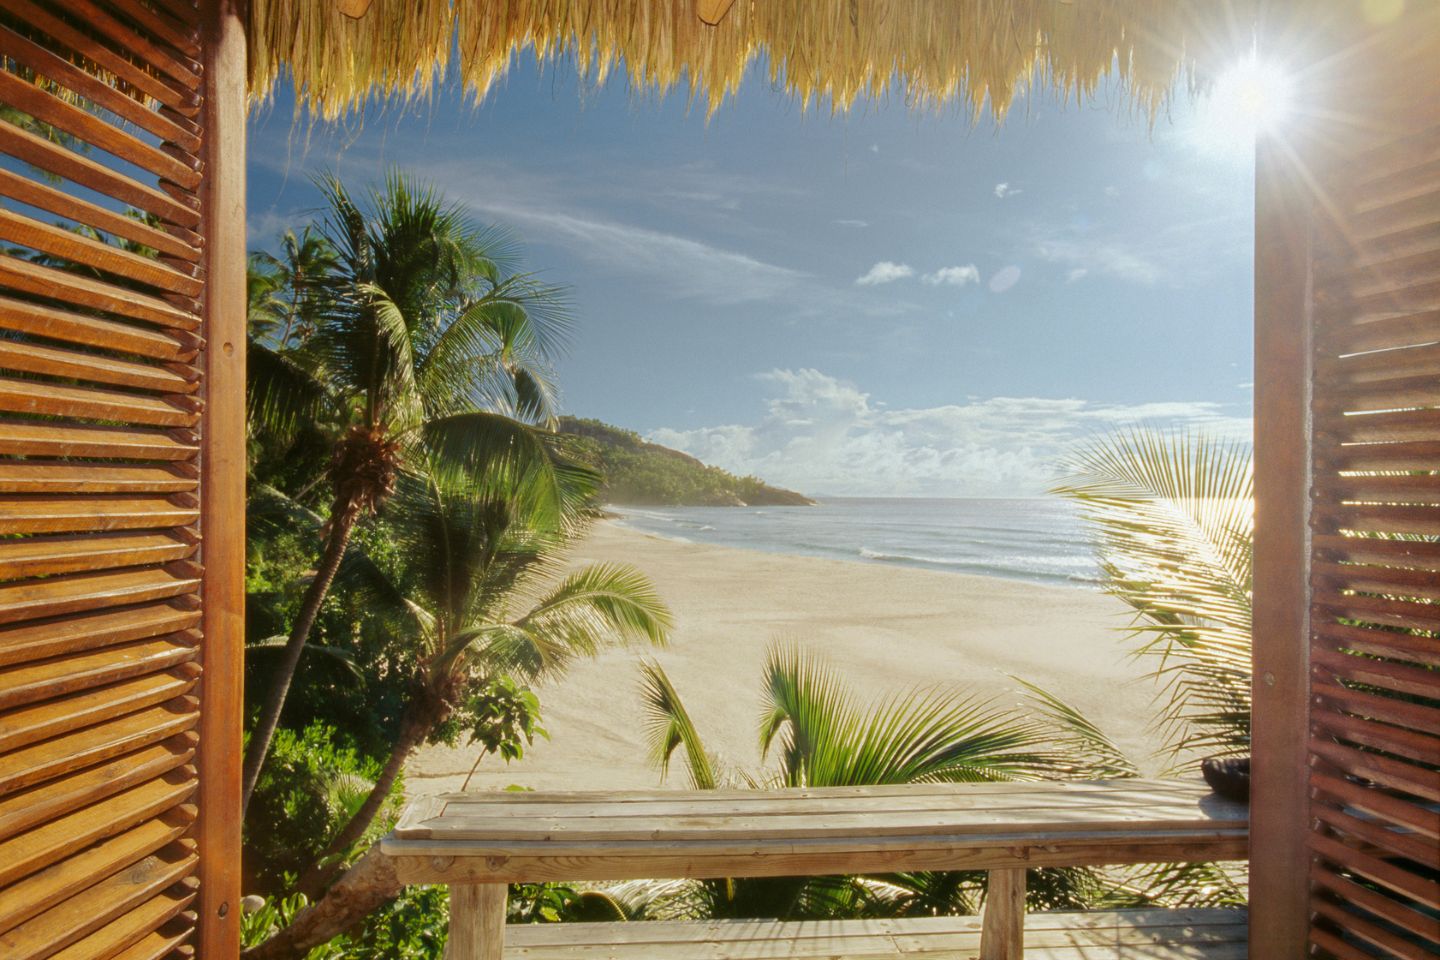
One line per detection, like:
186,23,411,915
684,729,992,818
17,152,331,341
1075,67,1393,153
408,521,1168,796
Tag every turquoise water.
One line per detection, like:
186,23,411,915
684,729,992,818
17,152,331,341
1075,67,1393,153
612,497,1101,589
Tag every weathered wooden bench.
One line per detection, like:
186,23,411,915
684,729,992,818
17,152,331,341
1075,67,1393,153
380,779,1248,960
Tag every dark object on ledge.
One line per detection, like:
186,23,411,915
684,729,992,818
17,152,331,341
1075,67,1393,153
1202,756,1251,803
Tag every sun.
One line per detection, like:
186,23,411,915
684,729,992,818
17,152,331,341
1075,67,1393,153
1188,54,1295,162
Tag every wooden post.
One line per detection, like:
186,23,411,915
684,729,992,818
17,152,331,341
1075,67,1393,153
446,883,507,960
196,0,249,957
980,868,1026,960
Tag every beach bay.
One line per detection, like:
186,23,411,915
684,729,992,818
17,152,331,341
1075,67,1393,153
409,521,1169,795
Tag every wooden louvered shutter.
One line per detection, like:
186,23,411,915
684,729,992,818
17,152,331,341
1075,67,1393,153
0,1,245,959
1306,109,1440,959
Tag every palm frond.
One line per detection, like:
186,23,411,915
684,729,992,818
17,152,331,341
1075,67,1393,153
1017,678,1142,780
638,659,719,790
759,644,1063,787
1052,429,1253,765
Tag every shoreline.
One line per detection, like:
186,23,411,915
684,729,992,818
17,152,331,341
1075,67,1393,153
408,521,1166,796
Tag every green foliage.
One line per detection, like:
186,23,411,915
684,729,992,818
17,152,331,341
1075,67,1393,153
559,417,812,507
244,723,403,894
431,674,547,761
241,886,450,959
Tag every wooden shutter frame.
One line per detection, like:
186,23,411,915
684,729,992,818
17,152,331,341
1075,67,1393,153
197,0,246,956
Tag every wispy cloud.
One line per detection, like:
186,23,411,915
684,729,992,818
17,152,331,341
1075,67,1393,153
649,369,1252,497
1065,268,1089,283
855,261,915,286
834,219,870,228
994,182,1022,199
468,200,807,305
923,265,980,287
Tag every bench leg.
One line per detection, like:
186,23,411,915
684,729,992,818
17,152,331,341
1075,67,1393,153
446,883,507,960
980,868,1026,960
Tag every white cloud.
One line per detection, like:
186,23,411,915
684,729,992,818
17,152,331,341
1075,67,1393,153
1065,268,1089,283
994,182,1022,199
922,265,981,287
989,265,1022,293
854,261,915,286
647,369,1252,498
1034,236,1162,285
834,219,869,228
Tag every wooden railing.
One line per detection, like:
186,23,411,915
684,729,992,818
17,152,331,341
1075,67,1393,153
380,778,1248,960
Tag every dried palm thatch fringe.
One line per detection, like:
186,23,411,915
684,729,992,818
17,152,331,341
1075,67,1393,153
248,0,1259,121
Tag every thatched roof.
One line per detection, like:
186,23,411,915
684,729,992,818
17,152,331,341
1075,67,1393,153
247,1,1259,120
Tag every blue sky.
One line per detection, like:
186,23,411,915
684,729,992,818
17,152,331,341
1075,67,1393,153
248,55,1256,497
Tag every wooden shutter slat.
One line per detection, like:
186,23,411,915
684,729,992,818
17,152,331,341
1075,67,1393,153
0,0,197,114
0,815,191,937
1311,738,1440,802
1320,475,1440,504
0,71,200,190
0,423,197,461
1312,559,1440,600
0,635,198,710
0,846,197,960
1316,503,1440,536
0,209,203,298
107,931,194,960
1313,620,1440,668
1311,867,1440,947
0,169,200,264
0,376,199,427
0,462,195,496
1311,707,1440,769
0,735,196,842
1314,591,1440,631
0,531,196,580
0,297,196,363
1320,309,1440,353
0,24,201,154
0,696,198,794
0,603,200,668
0,255,198,330
1310,832,1440,911
1319,340,1440,381
0,498,198,536
46,876,198,960
0,671,198,755
1317,373,1440,411
1310,896,1433,960
0,776,195,888
1312,677,1440,743
1354,159,1440,215
60,0,201,89
0,564,202,623
1321,439,1440,471
1311,771,1440,842
1313,643,1440,702
0,341,197,394
104,0,202,59
0,122,199,229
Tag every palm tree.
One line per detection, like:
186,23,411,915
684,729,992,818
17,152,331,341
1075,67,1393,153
241,172,577,810
247,226,339,348
290,454,672,897
629,645,1087,919
1051,429,1253,765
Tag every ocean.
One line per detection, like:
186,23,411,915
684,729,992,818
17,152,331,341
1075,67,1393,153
611,497,1102,589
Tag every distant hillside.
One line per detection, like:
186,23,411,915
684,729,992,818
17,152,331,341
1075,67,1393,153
558,417,814,507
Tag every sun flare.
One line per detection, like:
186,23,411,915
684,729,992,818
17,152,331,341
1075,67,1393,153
1190,54,1295,162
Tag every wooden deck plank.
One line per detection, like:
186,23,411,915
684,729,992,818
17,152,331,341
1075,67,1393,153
501,910,1249,960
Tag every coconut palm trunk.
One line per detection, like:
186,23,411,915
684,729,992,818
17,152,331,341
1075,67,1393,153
294,693,442,898
241,503,362,809
243,845,403,960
